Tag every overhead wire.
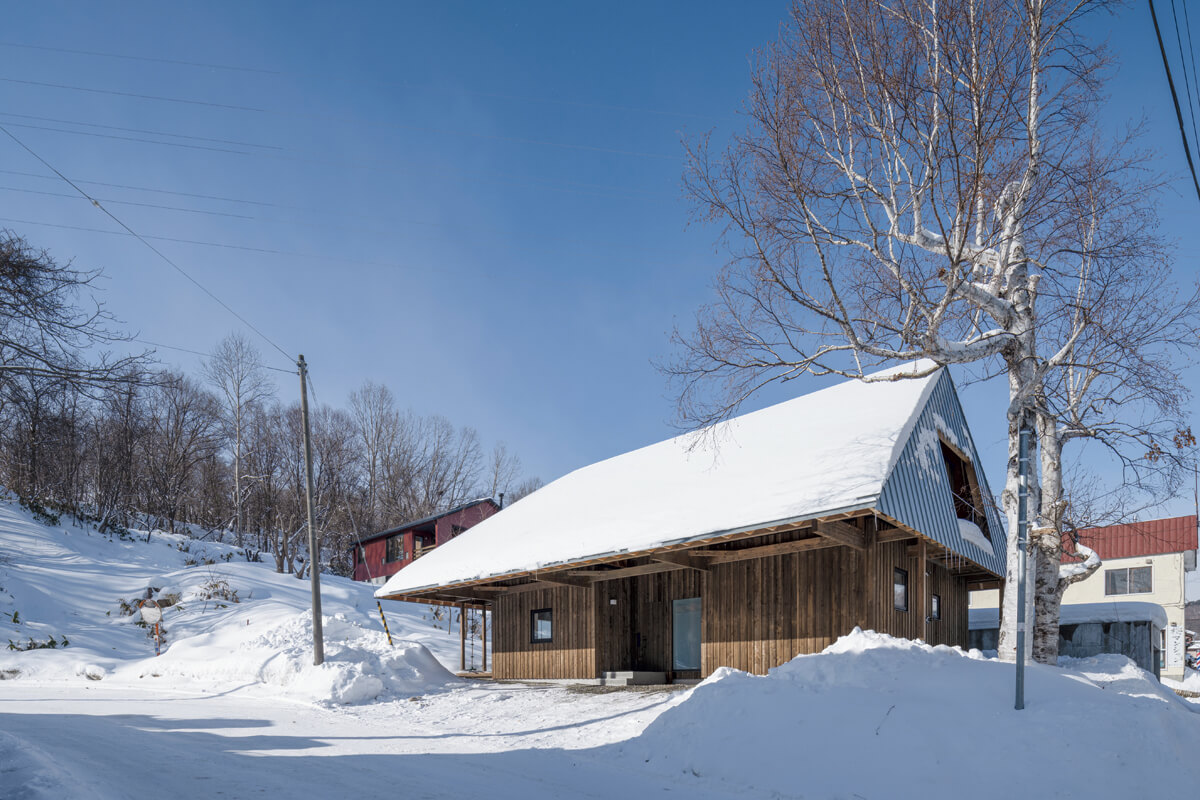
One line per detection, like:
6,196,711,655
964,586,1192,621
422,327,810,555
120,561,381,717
0,41,278,75
131,338,295,374
1169,0,1200,165
1149,0,1200,203
0,123,295,362
0,111,282,150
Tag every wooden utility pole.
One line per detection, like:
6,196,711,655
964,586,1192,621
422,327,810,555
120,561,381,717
459,603,467,672
298,355,324,666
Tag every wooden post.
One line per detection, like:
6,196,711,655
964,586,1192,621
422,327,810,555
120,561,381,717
482,607,488,673
459,602,466,672
918,538,928,642
861,518,876,630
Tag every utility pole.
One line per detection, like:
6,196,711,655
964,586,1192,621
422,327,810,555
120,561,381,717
298,355,324,666
1015,423,1031,710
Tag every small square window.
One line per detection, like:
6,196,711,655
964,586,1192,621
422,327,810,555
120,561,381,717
531,608,553,643
894,568,908,612
931,593,941,620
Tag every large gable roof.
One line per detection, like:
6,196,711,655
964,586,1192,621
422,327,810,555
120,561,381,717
378,361,1002,598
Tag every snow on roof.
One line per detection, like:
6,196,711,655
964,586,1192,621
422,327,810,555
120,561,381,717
969,602,1170,631
378,361,942,597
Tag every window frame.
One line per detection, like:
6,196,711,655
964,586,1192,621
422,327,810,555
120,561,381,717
931,593,941,620
384,535,403,563
530,608,553,643
1104,565,1153,596
894,567,909,612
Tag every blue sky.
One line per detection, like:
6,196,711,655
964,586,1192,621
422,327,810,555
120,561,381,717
1,1,1197,517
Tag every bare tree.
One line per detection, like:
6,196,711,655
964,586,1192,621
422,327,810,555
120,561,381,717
670,0,1199,663
485,442,523,501
0,231,147,393
348,380,400,532
204,333,275,546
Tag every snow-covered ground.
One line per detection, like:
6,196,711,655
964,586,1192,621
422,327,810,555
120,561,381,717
3,498,1200,799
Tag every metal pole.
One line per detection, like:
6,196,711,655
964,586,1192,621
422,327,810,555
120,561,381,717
298,355,324,666
1015,423,1030,710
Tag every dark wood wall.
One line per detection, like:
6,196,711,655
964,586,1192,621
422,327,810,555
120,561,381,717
595,570,703,676
702,547,864,675
870,540,968,647
490,533,971,680
492,585,595,680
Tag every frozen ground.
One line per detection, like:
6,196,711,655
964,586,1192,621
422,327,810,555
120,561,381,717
3,498,1200,799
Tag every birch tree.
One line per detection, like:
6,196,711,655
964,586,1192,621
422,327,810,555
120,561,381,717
669,0,1199,662
204,333,275,547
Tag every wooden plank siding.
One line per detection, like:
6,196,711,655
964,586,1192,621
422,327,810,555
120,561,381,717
492,585,596,680
491,534,970,680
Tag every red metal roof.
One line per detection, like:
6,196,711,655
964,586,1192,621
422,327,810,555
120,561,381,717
1062,515,1198,561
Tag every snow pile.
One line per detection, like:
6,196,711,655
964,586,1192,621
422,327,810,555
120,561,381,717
620,629,1200,798
0,497,470,704
154,609,457,704
1164,667,1200,695
957,517,994,557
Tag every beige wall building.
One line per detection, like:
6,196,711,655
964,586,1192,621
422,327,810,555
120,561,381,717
971,515,1197,681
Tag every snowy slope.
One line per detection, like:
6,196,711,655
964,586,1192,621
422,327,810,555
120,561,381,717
0,497,470,703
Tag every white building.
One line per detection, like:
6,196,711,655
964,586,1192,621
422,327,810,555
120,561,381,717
971,515,1197,680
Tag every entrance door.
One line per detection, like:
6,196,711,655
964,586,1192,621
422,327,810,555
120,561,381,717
672,597,701,671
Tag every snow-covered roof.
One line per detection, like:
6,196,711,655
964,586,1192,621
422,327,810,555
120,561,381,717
378,361,1003,598
969,602,1169,631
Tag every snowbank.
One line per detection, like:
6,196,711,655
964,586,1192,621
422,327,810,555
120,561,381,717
620,629,1200,798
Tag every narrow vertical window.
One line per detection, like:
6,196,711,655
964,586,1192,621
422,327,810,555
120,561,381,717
894,568,909,611
531,608,553,643
931,593,941,620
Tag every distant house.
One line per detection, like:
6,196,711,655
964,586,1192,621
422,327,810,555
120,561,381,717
352,498,499,585
969,602,1167,678
972,514,1197,680
377,362,1007,682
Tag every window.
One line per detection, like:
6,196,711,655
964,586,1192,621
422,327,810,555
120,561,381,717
939,440,992,541
531,608,553,643
385,535,403,563
931,593,941,620
1105,566,1152,595
451,524,467,537
355,546,364,565
894,568,909,611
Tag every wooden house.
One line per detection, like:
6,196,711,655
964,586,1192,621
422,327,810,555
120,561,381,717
352,498,499,585
377,362,1006,681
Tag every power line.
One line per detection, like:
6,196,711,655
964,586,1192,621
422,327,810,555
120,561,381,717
132,338,295,374
0,124,294,362
1149,0,1200,204
0,76,267,113
0,185,256,219
1,76,678,160
0,120,257,156
0,112,282,150
1169,0,1200,166
0,215,420,269
0,41,278,75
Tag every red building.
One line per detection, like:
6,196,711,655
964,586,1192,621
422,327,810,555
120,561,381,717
352,498,500,585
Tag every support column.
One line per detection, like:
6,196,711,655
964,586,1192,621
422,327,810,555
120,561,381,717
459,603,466,672
918,538,928,642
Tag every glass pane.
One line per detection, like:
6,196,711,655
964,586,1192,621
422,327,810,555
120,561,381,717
532,610,552,641
673,597,701,671
1105,569,1128,595
894,569,908,611
931,594,941,620
1130,567,1153,593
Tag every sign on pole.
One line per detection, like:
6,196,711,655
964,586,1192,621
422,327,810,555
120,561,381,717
139,600,163,656
1167,624,1186,672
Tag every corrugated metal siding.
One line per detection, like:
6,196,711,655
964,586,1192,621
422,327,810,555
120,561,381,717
1065,515,1197,560
877,371,1007,576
